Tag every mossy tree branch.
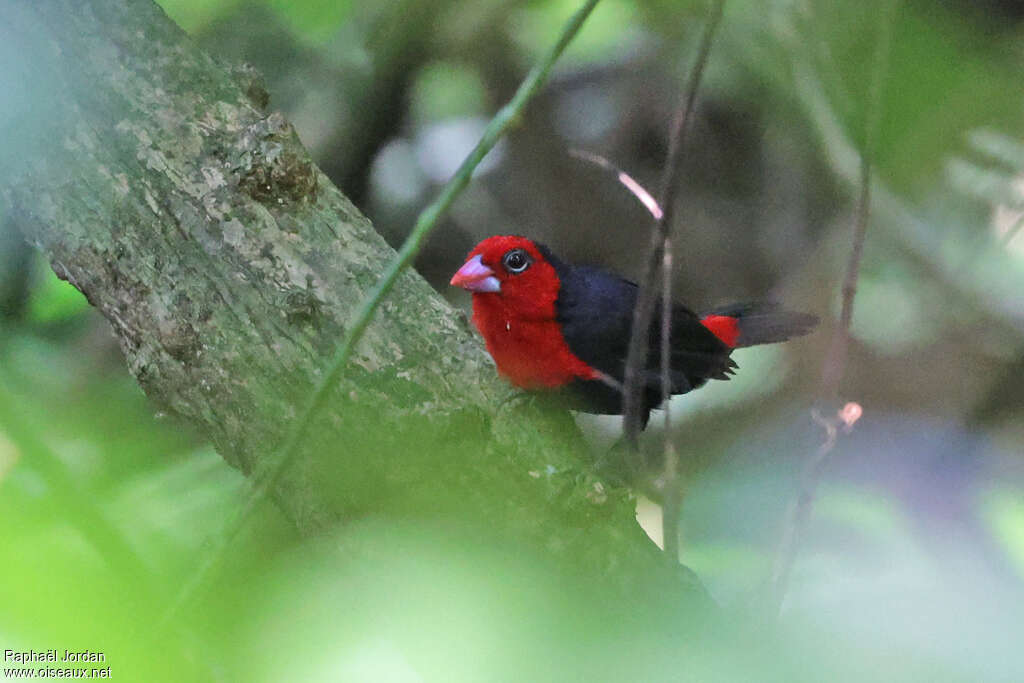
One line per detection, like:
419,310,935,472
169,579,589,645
0,0,705,607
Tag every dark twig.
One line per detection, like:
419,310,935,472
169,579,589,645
818,153,873,399
567,153,686,557
163,0,603,622
622,0,726,448
769,0,898,614
612,0,725,562
769,402,862,612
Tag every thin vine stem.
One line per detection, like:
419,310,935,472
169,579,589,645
163,0,603,622
659,239,683,562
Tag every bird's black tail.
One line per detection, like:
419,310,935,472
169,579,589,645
702,302,818,348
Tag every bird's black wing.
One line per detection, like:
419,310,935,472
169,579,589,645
539,246,735,409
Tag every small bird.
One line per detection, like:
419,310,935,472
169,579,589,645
450,235,818,427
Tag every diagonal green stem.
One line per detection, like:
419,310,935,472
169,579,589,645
165,0,604,621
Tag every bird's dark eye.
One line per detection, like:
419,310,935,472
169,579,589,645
502,248,532,274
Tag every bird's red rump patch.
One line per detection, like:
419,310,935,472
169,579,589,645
700,315,740,348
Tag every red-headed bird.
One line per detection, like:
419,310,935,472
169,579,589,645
450,235,818,427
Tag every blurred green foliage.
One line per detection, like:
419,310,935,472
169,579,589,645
410,61,488,125
509,0,641,66
983,486,1024,577
26,255,90,324
3,0,1024,680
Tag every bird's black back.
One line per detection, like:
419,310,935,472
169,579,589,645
535,244,736,422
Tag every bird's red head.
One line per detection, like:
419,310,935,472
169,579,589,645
449,235,561,319
450,235,594,389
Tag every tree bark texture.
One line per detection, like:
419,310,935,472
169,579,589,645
0,0,703,602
